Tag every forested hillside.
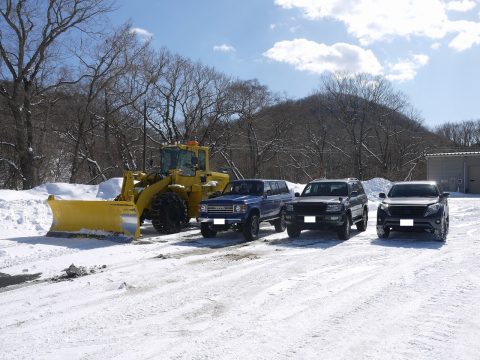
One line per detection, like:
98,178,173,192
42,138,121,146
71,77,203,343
0,0,463,189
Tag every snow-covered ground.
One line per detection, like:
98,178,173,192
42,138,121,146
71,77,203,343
1,178,480,360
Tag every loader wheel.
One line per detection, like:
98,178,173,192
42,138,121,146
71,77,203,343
151,192,187,234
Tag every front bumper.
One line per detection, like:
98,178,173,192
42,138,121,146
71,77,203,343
376,208,444,232
199,217,244,225
286,213,345,228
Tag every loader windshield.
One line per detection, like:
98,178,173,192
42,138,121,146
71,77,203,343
160,147,196,176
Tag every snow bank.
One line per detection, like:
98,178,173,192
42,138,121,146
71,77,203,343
286,181,305,196
0,179,123,237
96,177,123,200
362,177,393,202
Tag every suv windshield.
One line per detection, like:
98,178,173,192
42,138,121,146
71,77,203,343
302,182,348,197
388,184,439,197
223,181,263,196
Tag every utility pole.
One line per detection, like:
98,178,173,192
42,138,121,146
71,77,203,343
143,100,147,171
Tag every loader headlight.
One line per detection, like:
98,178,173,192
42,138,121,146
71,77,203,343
200,204,208,213
233,205,247,213
326,204,343,212
424,203,441,217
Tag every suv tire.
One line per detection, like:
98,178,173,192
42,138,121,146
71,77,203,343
200,222,217,238
273,209,287,232
287,224,301,238
243,213,260,241
356,208,368,231
337,215,351,240
432,218,447,242
377,226,390,239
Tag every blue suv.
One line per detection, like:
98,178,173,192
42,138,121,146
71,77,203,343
199,179,293,241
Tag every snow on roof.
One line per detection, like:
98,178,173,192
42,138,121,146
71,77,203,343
426,151,480,157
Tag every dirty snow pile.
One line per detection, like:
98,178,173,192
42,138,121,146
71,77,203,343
1,177,480,360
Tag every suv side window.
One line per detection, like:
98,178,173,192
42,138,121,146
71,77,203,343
351,181,363,195
264,181,271,195
278,181,289,194
357,182,365,195
270,181,279,195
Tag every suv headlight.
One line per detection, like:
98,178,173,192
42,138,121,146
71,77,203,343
326,203,343,212
233,204,247,213
424,203,441,217
286,204,294,211
200,204,208,213
378,203,390,215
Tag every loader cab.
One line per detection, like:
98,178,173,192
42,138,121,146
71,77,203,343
159,143,209,177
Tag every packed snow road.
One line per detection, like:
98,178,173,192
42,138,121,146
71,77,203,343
1,197,480,359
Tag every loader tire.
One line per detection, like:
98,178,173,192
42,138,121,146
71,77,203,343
151,192,187,234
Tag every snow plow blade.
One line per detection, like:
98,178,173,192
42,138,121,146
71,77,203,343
46,195,140,240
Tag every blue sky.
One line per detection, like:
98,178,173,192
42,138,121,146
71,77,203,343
112,0,480,127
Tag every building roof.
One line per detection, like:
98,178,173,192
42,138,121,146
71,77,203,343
426,151,480,157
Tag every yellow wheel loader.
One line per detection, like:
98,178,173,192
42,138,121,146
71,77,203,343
47,141,229,239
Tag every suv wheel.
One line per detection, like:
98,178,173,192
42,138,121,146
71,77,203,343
243,214,260,241
356,208,368,232
337,215,351,240
433,219,447,242
200,222,217,238
287,224,301,238
377,226,390,239
273,209,287,232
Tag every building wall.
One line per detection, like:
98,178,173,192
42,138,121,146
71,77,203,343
427,157,464,192
427,155,480,193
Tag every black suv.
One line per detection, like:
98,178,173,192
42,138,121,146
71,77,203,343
285,178,369,240
376,181,449,241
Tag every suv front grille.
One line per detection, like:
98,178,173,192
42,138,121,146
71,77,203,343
207,205,234,214
295,203,327,214
389,205,426,217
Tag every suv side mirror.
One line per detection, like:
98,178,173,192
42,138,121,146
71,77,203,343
442,192,450,198
379,192,386,199
266,190,272,196
294,192,300,197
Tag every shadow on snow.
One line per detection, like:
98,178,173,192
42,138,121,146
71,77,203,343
371,231,445,249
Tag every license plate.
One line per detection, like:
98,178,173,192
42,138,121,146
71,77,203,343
304,216,316,223
400,219,413,226
214,218,225,225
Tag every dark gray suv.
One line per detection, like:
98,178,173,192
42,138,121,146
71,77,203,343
285,178,369,240
376,181,449,241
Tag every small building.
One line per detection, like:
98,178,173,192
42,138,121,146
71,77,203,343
426,152,480,193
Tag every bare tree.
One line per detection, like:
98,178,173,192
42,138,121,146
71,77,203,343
320,72,411,179
0,0,114,189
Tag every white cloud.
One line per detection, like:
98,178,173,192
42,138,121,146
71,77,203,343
213,44,236,53
263,39,383,75
270,23,277,30
130,27,153,40
386,54,429,82
448,21,480,50
445,0,477,12
274,0,480,50
431,42,441,49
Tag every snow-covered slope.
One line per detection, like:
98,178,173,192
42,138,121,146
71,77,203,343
1,178,480,360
